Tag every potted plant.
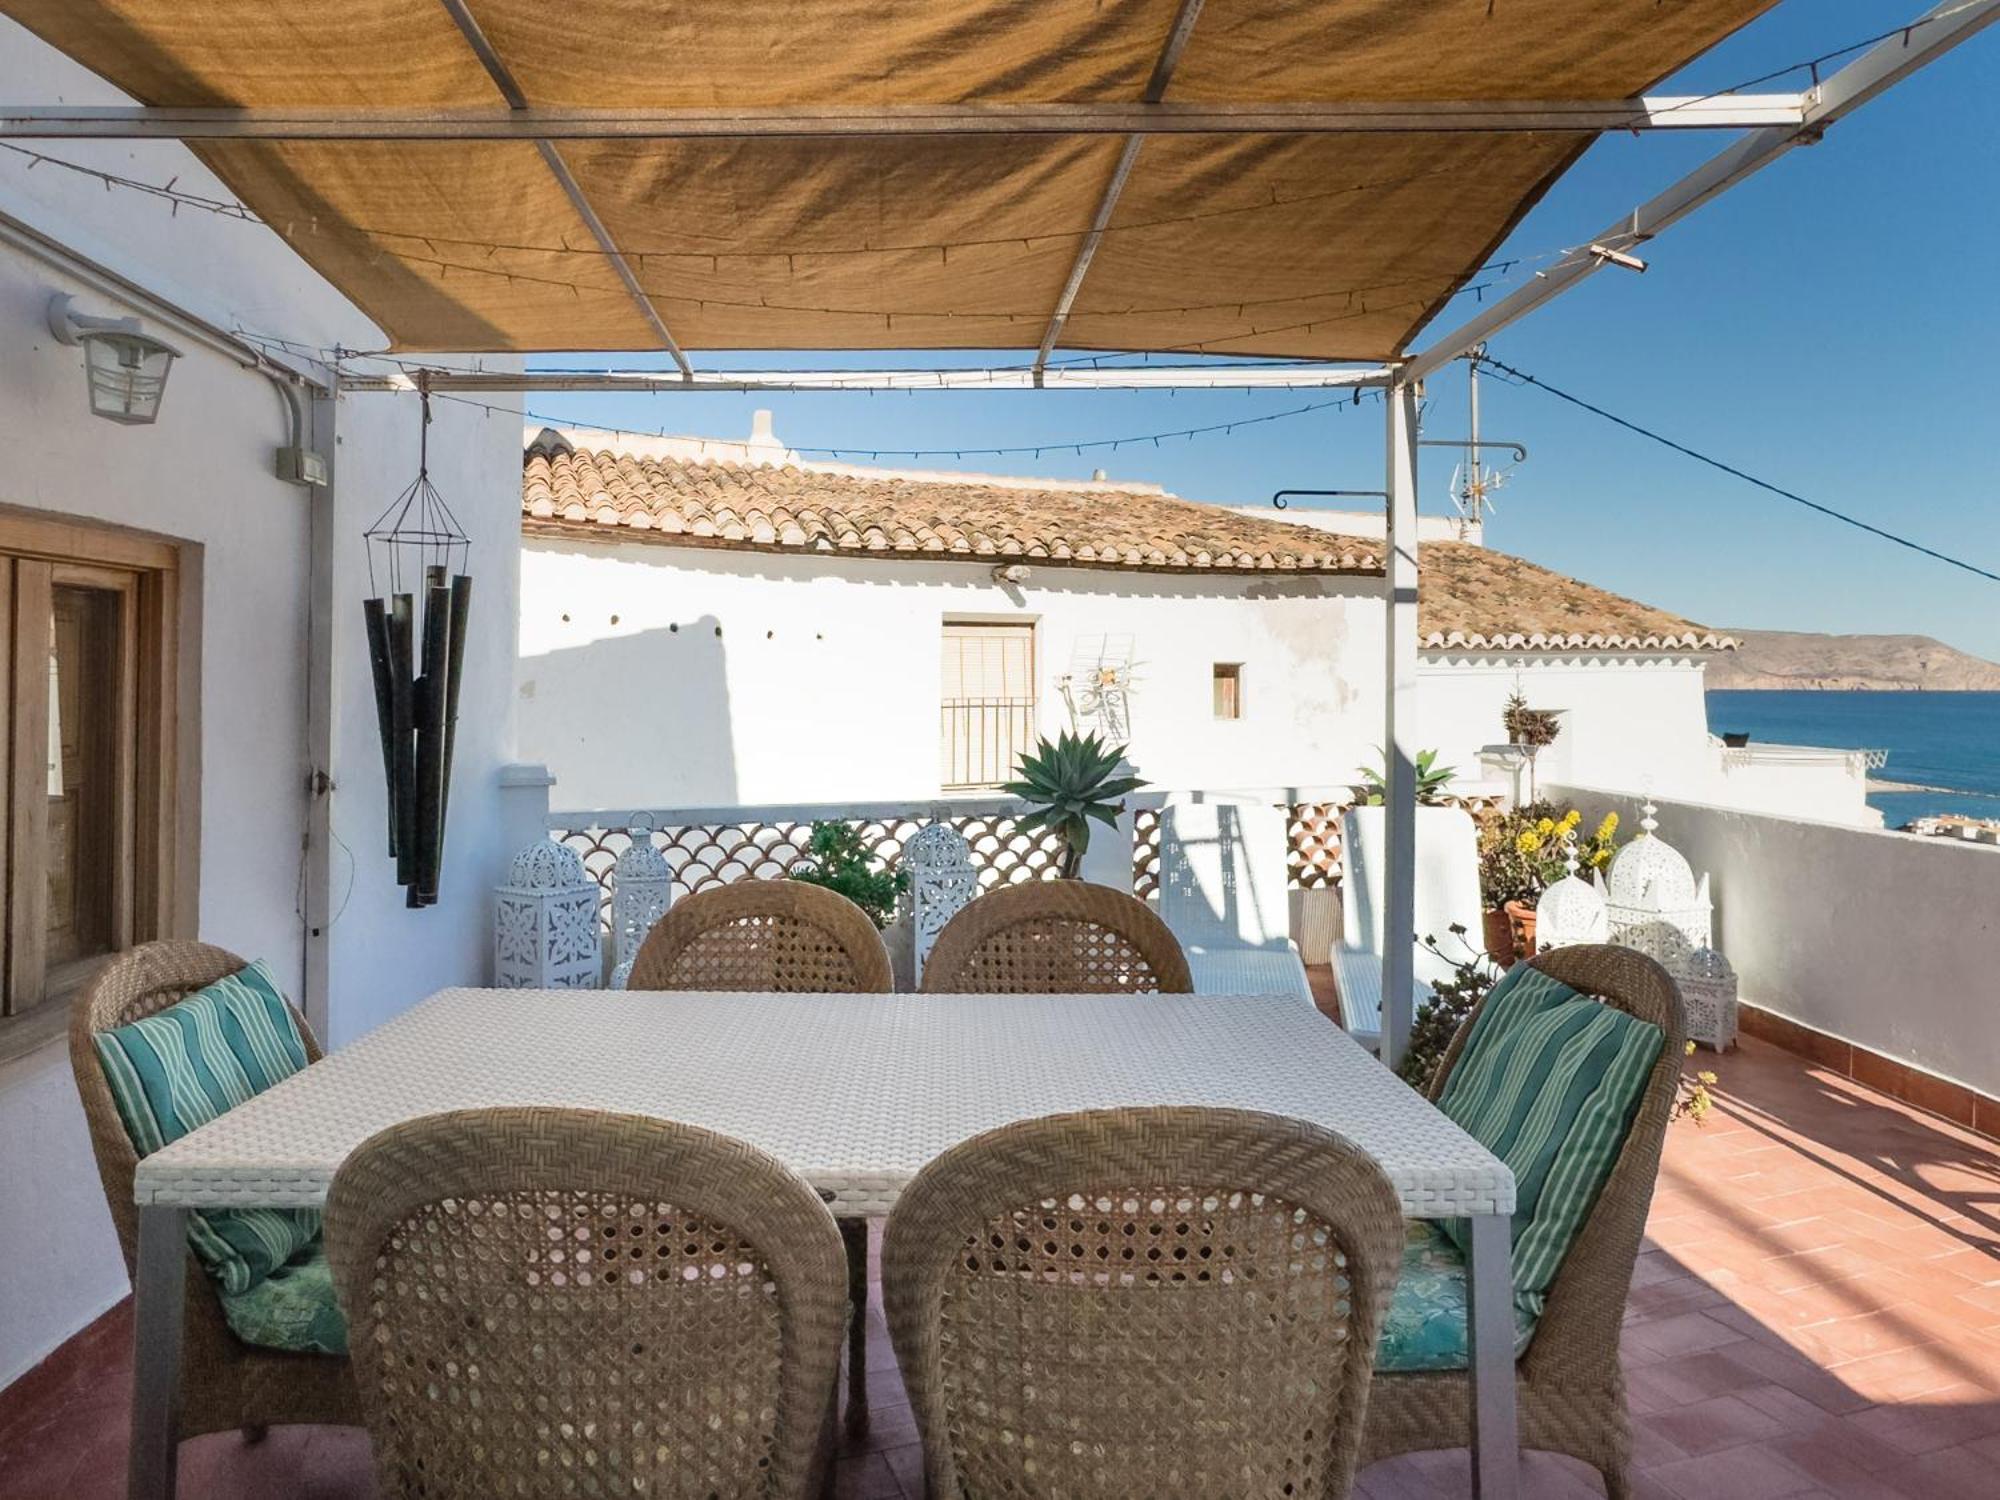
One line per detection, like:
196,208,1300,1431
1476,803,1620,963
1502,688,1563,748
1354,747,1459,806
1004,730,1147,879
1400,926,1503,1089
788,821,908,929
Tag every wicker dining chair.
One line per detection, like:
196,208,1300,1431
918,880,1194,994
1360,944,1686,1500
884,1106,1406,1500
627,878,894,994
325,1107,848,1500
625,876,891,1437
67,941,361,1449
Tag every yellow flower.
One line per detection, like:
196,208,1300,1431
1560,809,1582,830
1597,812,1620,839
1516,830,1543,854
1697,1071,1719,1086
1536,817,1556,835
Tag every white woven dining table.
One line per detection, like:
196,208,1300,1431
126,989,1520,1500
1184,945,1318,1007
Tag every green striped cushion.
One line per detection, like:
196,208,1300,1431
93,960,319,1296
1437,964,1663,1320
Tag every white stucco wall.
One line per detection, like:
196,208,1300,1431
1553,786,2000,1102
519,536,1883,832
1419,655,1875,825
321,397,524,1048
518,540,1384,808
0,20,523,1386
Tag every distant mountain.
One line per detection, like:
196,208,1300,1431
1707,631,2000,691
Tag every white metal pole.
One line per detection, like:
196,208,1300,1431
1381,381,1420,1069
301,383,338,1042
0,95,1814,140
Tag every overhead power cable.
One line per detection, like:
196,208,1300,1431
1475,355,2000,586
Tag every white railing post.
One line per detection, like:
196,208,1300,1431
1078,760,1140,892
498,762,557,852
1381,385,1421,1070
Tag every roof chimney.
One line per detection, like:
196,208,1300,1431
745,407,785,465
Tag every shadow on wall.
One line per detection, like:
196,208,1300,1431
517,614,736,808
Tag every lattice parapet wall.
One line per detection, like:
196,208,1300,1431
554,812,1067,924
1132,801,1350,903
559,794,1504,923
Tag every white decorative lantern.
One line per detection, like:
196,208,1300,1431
609,813,674,989
906,822,978,985
494,839,602,989
1535,855,1608,952
1605,802,1712,969
1677,947,1738,1053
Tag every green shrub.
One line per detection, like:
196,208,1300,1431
788,822,908,929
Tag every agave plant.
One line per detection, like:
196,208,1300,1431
1003,730,1146,879
1355,747,1458,806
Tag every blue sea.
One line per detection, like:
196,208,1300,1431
1705,690,2000,827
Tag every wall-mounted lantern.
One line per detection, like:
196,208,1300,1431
47,293,181,425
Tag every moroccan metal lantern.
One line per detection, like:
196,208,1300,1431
609,813,674,988
362,380,472,907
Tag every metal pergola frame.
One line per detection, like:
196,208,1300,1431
11,9,1991,1497
292,0,1997,1094
6,0,1979,1067
85,0,1979,1077
0,95,1826,140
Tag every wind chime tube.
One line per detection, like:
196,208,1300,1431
435,573,474,874
388,593,418,890
412,568,452,908
361,596,399,856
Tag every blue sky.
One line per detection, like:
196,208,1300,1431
523,3,2000,660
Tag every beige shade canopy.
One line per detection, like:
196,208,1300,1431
4,0,1776,355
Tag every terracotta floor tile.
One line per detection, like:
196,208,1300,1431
1830,1344,1990,1404
1648,1392,1791,1455
1647,1442,1820,1500
1623,1310,1749,1361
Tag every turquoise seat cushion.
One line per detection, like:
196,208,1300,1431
1436,964,1663,1322
92,959,320,1296
217,1242,348,1356
1377,1222,1538,1372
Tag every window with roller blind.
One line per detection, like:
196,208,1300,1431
939,620,1037,790
0,512,185,1058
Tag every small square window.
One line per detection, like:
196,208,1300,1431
1212,663,1243,720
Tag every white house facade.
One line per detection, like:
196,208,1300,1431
517,420,1876,826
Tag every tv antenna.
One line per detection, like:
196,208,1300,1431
1420,347,1528,539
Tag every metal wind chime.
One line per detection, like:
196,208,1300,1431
363,377,472,907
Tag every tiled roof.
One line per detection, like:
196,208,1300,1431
521,440,1382,575
521,436,1730,652
1418,542,1734,653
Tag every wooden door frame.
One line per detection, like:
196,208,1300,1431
0,507,197,1025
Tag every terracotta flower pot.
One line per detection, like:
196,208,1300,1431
1504,899,1539,961
1482,907,1518,968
